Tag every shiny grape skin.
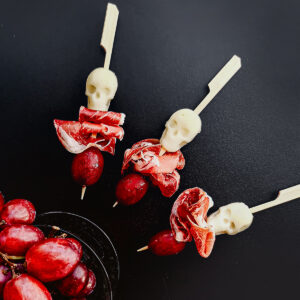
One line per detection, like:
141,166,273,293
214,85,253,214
3,274,52,300
0,225,44,256
76,269,96,297
71,148,104,186
115,173,149,205
0,199,36,226
57,262,88,297
149,229,186,256
26,238,82,282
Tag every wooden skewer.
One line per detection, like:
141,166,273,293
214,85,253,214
194,55,241,115
101,3,119,70
159,55,241,156
112,201,118,208
137,245,149,252
81,185,87,200
250,184,300,214
82,3,119,199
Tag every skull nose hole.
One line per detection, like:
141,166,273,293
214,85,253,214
174,130,178,136
169,120,177,128
96,92,100,98
88,85,96,93
230,222,236,230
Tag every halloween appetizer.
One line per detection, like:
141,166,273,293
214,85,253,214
114,55,241,206
138,184,300,257
54,3,125,199
0,193,97,299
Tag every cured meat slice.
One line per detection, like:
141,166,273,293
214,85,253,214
170,188,215,258
79,106,125,125
54,120,117,155
81,121,124,140
121,139,185,197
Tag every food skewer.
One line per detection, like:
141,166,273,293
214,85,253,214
54,3,125,200
81,3,119,199
137,184,300,255
114,56,241,207
159,55,241,156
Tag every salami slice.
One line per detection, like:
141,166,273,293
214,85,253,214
54,120,117,155
121,139,185,197
170,187,215,258
79,106,125,125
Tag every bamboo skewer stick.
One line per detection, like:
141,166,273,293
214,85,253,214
250,184,300,214
82,3,119,200
194,55,241,115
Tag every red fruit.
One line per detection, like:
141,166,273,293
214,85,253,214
0,199,36,226
3,274,52,300
57,262,88,297
76,269,96,297
67,238,83,258
26,238,82,282
0,225,44,256
116,173,149,205
0,265,12,296
148,229,186,256
71,148,104,187
0,192,5,213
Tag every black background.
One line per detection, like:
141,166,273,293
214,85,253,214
0,0,299,299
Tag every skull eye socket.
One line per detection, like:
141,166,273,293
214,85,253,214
104,87,111,94
169,120,177,128
181,128,189,137
88,85,96,94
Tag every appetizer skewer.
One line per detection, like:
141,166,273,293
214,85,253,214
138,184,300,256
54,3,125,199
114,56,241,206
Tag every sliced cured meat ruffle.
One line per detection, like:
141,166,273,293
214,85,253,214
54,120,117,154
121,139,185,197
170,187,215,258
79,106,125,125
54,107,125,155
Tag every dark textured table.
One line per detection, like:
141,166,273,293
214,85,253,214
0,0,299,299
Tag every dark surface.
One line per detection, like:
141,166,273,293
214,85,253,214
0,0,299,299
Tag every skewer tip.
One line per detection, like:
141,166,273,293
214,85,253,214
137,245,149,252
159,147,166,156
112,201,119,208
81,186,87,200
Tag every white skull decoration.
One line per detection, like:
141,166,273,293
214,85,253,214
160,109,202,152
207,203,253,235
85,68,118,111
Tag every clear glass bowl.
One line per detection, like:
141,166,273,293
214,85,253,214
35,212,120,300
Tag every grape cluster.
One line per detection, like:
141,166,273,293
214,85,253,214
0,191,96,299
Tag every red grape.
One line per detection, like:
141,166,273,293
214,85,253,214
0,192,5,213
0,225,44,256
0,265,12,296
115,173,149,205
26,238,82,282
148,229,186,256
67,238,83,258
3,274,52,300
71,148,104,187
57,262,88,297
76,269,96,297
0,199,36,226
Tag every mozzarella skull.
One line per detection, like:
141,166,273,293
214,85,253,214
207,203,253,235
160,109,201,152
85,68,118,111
